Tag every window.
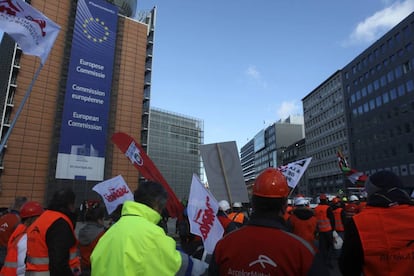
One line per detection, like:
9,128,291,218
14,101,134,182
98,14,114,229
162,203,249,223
374,79,380,90
361,87,367,97
383,92,390,103
380,75,387,87
406,42,413,52
390,88,397,100
367,83,373,94
369,99,375,110
387,71,394,82
376,96,382,107
398,84,405,97
356,90,361,101
395,65,403,79
364,103,369,112
403,61,411,74
406,80,414,92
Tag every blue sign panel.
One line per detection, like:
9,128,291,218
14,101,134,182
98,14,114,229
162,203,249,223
56,0,118,181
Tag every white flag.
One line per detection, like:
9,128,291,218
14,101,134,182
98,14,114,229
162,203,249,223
92,175,134,215
187,174,224,254
0,0,60,64
278,157,312,189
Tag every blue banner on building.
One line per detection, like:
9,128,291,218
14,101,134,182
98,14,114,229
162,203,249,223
56,0,118,181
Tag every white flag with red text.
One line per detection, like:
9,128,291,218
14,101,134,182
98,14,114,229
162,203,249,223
93,175,134,215
187,174,224,254
0,0,60,64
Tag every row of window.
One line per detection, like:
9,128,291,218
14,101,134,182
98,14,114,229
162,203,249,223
365,165,414,177
345,20,414,76
351,79,414,117
348,58,413,104
306,116,346,140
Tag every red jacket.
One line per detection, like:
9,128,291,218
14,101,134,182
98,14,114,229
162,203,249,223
314,205,332,232
345,203,360,218
353,205,414,276
211,217,316,275
26,210,80,274
0,224,26,276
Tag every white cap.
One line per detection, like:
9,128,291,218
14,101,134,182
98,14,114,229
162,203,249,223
294,197,308,206
349,195,359,201
218,200,230,211
233,202,242,208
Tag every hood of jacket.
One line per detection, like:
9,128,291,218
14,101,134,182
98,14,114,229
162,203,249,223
78,222,105,245
292,206,314,220
121,200,162,225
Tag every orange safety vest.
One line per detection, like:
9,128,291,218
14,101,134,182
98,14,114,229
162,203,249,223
289,214,317,249
353,205,414,276
228,212,245,224
314,205,332,232
0,224,26,276
345,203,360,218
26,210,80,274
332,208,344,232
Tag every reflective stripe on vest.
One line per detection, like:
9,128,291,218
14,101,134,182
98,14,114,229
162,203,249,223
0,224,27,276
333,208,344,232
315,205,332,232
26,210,80,273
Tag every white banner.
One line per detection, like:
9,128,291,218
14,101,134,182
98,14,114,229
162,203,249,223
187,174,224,254
0,0,60,64
92,175,134,215
278,157,312,189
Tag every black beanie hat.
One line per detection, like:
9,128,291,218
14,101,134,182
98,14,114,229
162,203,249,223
365,170,403,196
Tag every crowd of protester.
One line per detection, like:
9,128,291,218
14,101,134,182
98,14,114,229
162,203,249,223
0,169,413,275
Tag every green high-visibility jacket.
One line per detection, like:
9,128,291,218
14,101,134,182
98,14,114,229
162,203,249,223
91,200,184,275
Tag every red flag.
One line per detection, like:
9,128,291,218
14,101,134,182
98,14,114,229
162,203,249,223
111,132,184,219
337,149,367,186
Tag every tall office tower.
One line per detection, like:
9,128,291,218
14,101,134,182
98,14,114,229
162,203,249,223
0,0,156,206
147,108,204,200
343,12,414,188
302,71,349,195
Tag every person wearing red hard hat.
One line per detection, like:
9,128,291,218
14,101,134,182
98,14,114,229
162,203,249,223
209,168,328,275
1,201,43,276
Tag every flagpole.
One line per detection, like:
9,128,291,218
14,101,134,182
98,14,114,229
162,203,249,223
216,143,233,205
0,62,44,154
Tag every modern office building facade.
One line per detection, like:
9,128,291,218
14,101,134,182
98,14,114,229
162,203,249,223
302,71,349,195
240,116,304,185
0,0,156,206
343,12,414,189
147,108,204,200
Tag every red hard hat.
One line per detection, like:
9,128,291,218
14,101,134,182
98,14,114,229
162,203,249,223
20,201,43,218
332,197,340,204
319,193,327,200
253,168,289,198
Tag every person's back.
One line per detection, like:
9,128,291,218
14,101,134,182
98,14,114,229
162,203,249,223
340,171,414,276
78,202,106,276
91,181,208,276
289,203,317,250
209,168,327,276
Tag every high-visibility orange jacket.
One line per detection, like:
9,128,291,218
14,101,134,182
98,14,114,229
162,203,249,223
332,208,345,232
25,210,80,274
314,205,332,232
344,203,360,218
353,205,414,276
228,212,246,225
0,224,26,276
289,213,317,249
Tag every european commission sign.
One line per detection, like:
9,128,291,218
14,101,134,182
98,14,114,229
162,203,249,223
56,0,118,181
